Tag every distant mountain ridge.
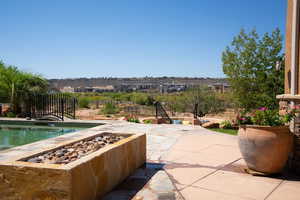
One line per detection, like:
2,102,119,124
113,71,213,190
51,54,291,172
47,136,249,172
49,77,228,89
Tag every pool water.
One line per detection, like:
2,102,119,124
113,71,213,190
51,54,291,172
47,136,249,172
0,124,86,151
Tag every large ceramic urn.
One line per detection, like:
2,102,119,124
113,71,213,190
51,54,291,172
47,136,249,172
238,125,293,174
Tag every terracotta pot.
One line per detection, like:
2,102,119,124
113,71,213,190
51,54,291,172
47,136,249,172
238,125,293,174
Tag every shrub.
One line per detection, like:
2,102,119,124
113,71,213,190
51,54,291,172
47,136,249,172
237,116,252,125
6,112,16,118
143,119,152,124
238,107,296,126
78,97,90,108
101,102,119,114
131,93,148,105
183,86,227,114
145,96,155,106
220,120,233,129
127,118,140,123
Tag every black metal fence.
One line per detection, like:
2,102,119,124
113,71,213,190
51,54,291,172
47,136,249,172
25,94,77,121
154,101,172,124
193,103,204,119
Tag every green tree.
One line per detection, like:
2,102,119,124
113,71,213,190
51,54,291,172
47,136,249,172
0,62,7,102
222,28,284,111
185,86,226,115
0,61,48,113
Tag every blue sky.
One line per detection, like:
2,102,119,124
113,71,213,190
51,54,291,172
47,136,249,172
0,0,286,79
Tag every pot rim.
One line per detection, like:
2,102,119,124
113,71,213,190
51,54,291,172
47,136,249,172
239,125,289,129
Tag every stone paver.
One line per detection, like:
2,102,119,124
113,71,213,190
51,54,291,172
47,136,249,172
266,179,300,200
168,145,240,168
164,166,215,190
180,186,251,200
193,170,282,200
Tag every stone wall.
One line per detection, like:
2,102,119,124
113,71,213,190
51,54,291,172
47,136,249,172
290,116,300,174
0,133,146,200
279,100,300,174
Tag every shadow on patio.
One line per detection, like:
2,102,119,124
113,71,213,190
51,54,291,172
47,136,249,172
103,162,169,200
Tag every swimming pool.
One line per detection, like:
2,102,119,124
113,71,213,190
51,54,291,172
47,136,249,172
0,123,96,151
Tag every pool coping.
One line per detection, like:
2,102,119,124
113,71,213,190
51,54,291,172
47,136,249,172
0,131,144,169
0,118,105,127
0,119,112,162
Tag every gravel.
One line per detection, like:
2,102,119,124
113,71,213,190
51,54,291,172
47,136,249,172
25,133,127,165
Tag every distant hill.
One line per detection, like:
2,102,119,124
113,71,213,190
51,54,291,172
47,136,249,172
48,77,227,89
49,77,228,89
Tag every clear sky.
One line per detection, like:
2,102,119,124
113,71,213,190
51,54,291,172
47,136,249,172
0,0,286,79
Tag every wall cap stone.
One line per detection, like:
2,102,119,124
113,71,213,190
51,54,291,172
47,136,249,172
277,94,300,101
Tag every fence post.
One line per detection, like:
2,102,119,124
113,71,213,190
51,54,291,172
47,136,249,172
25,94,77,121
194,103,198,119
61,98,64,121
73,98,76,119
155,102,158,119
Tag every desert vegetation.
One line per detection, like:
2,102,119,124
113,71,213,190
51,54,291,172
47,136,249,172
72,86,232,120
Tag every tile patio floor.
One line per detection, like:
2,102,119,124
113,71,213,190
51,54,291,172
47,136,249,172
99,121,300,200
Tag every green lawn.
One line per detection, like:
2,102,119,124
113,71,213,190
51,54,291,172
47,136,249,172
209,128,238,136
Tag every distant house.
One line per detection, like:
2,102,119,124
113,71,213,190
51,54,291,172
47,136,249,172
74,87,94,93
73,85,115,93
160,84,187,93
60,86,75,93
208,83,231,93
92,85,115,93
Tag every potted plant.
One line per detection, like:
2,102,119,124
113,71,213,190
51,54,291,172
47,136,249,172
238,107,296,175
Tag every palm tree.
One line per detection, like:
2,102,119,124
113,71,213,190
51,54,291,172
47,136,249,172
0,61,48,113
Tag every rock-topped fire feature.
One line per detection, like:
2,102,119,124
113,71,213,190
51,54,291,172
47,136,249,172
24,133,127,164
0,132,146,200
